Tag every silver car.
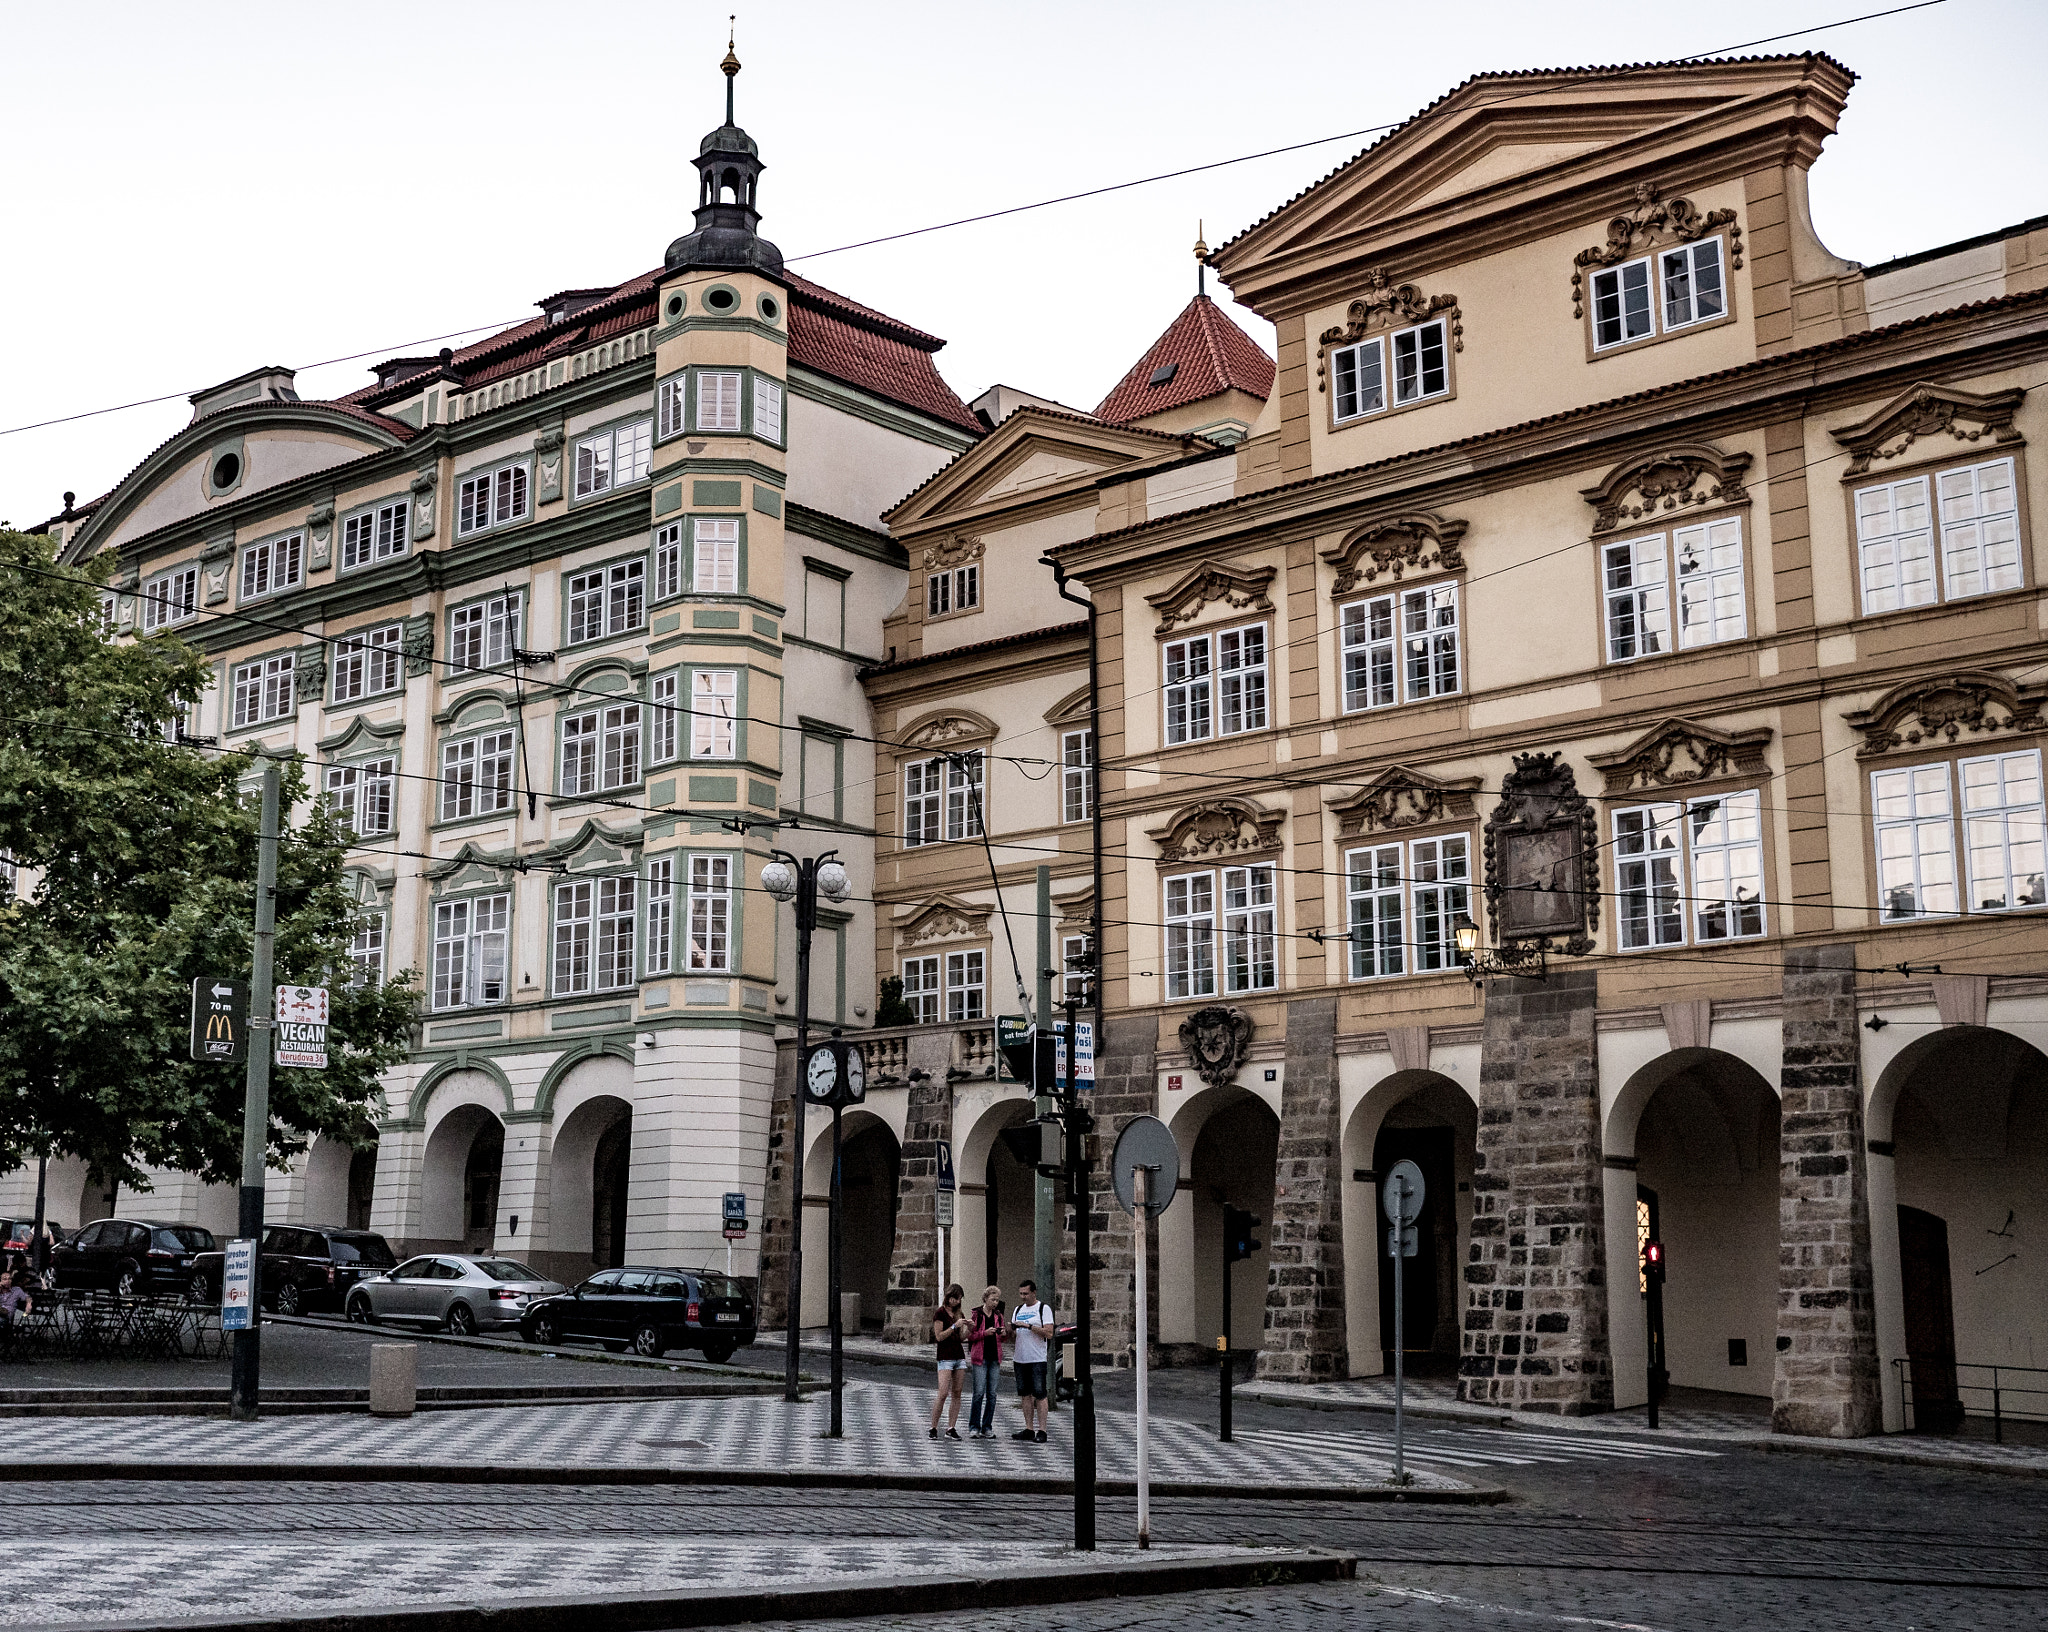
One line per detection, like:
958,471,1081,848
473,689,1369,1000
344,1254,564,1335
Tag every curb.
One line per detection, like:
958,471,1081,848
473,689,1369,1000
1762,1437,2048,1480
15,1547,1360,1632
0,1388,784,1419
3,1457,1509,1503
271,1315,808,1384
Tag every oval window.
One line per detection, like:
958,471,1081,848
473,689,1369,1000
706,287,738,312
757,295,780,322
211,453,241,490
665,294,684,319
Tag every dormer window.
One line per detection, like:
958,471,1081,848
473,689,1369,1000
1591,238,1726,351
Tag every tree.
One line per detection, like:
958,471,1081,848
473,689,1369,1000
0,528,418,1191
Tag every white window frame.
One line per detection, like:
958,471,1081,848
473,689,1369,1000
657,376,688,440
691,670,737,759
231,652,295,728
566,559,646,644
1390,318,1449,407
1162,634,1213,745
945,751,985,842
945,949,986,1020
573,417,653,499
239,533,303,601
901,956,940,1025
1603,520,1747,663
440,729,515,822
449,591,521,672
1660,239,1726,333
324,756,396,837
686,853,733,972
1672,518,1748,651
1341,584,1461,710
1165,622,1268,745
457,459,530,537
1854,474,1936,616
927,563,979,617
1937,458,2023,602
1614,790,1767,949
650,671,681,764
347,913,385,988
1602,534,1672,663
341,500,410,571
1591,236,1728,351
331,623,403,703
1345,842,1406,979
553,875,637,995
1330,336,1385,423
1590,256,1656,350
1860,458,2024,616
752,376,783,444
1061,729,1093,824
1217,625,1269,736
1164,870,1218,1002
645,857,675,976
1873,763,1961,923
903,758,943,847
599,703,642,791
653,522,684,600
142,567,199,632
1959,749,2047,915
1221,863,1278,995
692,518,739,594
432,892,510,1010
695,370,742,432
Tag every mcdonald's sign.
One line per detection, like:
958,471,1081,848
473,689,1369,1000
190,977,249,1064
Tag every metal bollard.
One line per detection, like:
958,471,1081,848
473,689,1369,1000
369,1343,418,1418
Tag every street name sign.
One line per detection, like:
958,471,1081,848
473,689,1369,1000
722,1191,748,1240
221,1238,256,1331
275,985,329,1069
189,977,248,1064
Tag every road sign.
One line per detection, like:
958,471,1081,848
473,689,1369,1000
1054,1019,1095,1089
1112,1115,1179,1220
1382,1159,1426,1223
274,985,329,1069
935,1187,956,1230
936,1141,956,1193
221,1238,256,1332
722,1191,748,1240
189,977,248,1064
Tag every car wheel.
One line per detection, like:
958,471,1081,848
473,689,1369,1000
529,1312,559,1346
631,1324,665,1359
347,1295,376,1325
276,1283,303,1317
186,1272,213,1307
703,1341,736,1366
114,1266,137,1298
445,1302,478,1337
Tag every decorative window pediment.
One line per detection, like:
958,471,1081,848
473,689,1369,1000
1569,183,1743,317
317,712,406,756
1581,444,1753,536
435,689,518,729
1829,382,2026,478
1321,512,1469,597
424,840,518,891
1314,269,1464,392
1147,798,1285,865
345,867,394,908
1055,888,1097,937
527,818,644,873
1045,685,1093,727
921,533,985,571
1842,671,2047,759
898,708,998,750
894,894,993,948
1587,719,1773,797
1327,765,1481,839
1144,560,1277,635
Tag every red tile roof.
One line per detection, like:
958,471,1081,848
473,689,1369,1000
1093,296,1274,424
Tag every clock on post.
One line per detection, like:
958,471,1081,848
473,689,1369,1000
803,1032,866,1108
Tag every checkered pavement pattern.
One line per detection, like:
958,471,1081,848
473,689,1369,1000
1238,1375,1773,1442
1236,1421,1723,1472
0,1539,1241,1627
3,1378,1464,1490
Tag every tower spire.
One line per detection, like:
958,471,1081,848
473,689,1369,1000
1194,221,1208,298
722,16,739,125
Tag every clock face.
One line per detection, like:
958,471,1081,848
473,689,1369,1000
805,1046,838,1101
844,1047,866,1101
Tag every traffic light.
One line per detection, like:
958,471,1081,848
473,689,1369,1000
1642,1239,1666,1283
998,1116,1064,1176
1224,1206,1261,1262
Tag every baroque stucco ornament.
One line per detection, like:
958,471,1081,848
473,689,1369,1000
1147,799,1285,864
1145,560,1277,635
1482,752,1600,955
1587,719,1774,797
1321,513,1469,596
922,534,985,571
1178,1005,1254,1090
1569,183,1743,318
1314,269,1464,394
1581,445,1753,535
1328,766,1482,838
1829,382,2026,477
1843,672,2048,759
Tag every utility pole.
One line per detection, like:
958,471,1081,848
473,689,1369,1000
1220,1206,1233,1444
1058,988,1095,1550
230,759,280,1423
1032,866,1056,1406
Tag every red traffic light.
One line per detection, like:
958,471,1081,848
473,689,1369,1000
1642,1239,1666,1280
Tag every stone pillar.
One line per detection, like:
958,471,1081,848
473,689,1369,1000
1256,994,1347,1381
882,1044,955,1344
1460,968,1612,1415
756,1041,797,1328
1773,943,1882,1438
1085,1013,1157,1366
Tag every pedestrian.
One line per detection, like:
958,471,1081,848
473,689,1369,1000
928,1283,969,1439
0,1271,32,1342
1010,1277,1054,1443
964,1284,1005,1438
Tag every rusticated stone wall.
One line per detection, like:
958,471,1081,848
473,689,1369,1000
1084,1012,1159,1367
1256,994,1347,1382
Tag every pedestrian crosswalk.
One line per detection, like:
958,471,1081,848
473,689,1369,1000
1236,1421,1723,1471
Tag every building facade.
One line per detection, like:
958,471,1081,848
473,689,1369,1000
780,53,2048,1437
17,54,980,1290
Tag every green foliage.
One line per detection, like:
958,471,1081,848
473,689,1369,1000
0,530,418,1188
874,975,914,1029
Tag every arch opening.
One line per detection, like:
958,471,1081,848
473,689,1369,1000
803,1113,900,1334
420,1104,505,1254
1188,1096,1280,1354
548,1093,633,1281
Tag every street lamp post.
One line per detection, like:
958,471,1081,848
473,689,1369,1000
761,849,852,1409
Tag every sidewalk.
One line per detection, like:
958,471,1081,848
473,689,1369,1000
1,1541,1356,1631
0,1376,1490,1500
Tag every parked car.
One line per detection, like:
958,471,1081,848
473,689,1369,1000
52,1219,215,1296
519,1267,756,1363
187,1225,398,1313
0,1218,67,1261
345,1255,564,1335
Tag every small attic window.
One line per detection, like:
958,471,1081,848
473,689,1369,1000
1148,362,1179,388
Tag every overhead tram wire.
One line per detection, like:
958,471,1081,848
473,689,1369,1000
0,2,1946,444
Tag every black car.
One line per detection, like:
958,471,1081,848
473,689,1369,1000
519,1267,756,1363
187,1225,398,1313
53,1219,215,1296
0,1218,67,1262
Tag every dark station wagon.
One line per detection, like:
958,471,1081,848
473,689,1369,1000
519,1267,756,1363
187,1225,398,1313
53,1219,215,1297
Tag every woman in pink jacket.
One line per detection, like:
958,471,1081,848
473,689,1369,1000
963,1284,1005,1439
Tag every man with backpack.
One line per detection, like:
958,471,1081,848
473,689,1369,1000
1010,1278,1054,1442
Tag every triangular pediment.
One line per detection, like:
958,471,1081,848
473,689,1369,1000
1586,719,1773,796
424,840,518,891
893,894,993,948
884,407,1198,529
1829,381,2027,477
1327,766,1482,839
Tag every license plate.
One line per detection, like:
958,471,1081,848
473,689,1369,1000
715,1313,740,1324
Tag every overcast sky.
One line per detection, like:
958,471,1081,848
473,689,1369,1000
3,0,2040,528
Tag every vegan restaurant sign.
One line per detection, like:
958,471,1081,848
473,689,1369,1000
275,985,330,1070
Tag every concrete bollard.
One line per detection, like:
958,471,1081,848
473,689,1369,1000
839,1293,862,1336
369,1343,418,1418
